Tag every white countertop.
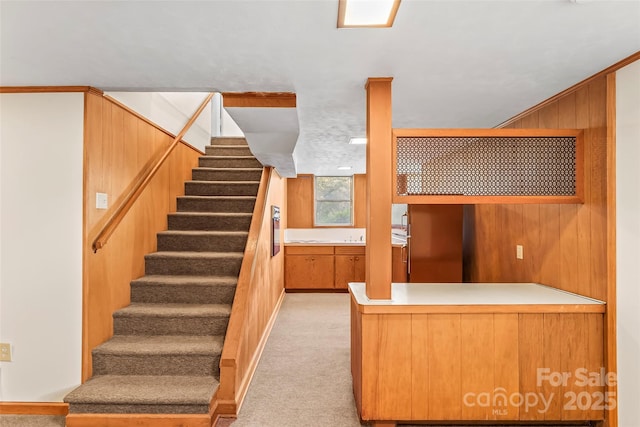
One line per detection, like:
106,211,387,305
349,282,605,306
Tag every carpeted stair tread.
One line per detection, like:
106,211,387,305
191,167,262,182
184,180,260,196
204,145,252,156
198,156,262,168
145,251,243,276
156,230,248,252
64,375,217,407
176,195,256,213
210,137,247,145
93,335,223,356
167,212,253,231
132,274,238,287
114,303,231,318
157,230,248,238
130,275,237,304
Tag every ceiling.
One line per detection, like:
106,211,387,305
1,1,639,176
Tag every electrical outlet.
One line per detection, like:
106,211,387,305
0,343,11,362
516,245,524,260
96,192,108,210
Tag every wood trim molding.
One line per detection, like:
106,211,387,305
65,413,211,427
605,72,618,427
337,0,401,28
392,195,583,205
0,86,103,95
102,94,205,155
221,92,296,108
0,402,69,415
355,303,605,315
498,50,640,128
394,127,583,138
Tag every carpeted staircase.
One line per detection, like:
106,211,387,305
65,137,262,415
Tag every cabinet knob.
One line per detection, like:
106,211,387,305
355,257,359,261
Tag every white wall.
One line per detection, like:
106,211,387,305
616,59,640,426
106,92,212,152
0,93,83,401
221,108,245,137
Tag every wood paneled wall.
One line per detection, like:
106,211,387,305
217,168,286,414
286,174,367,228
352,307,604,422
464,76,609,302
82,92,201,380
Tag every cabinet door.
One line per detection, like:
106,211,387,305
312,255,335,289
353,255,366,282
335,255,354,289
285,255,312,289
286,254,335,289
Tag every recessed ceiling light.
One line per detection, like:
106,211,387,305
337,166,352,170
338,0,401,28
349,137,368,145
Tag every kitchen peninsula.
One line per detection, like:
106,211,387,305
350,282,606,422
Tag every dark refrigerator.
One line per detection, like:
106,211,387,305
406,204,463,283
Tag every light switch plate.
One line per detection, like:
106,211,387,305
516,245,524,260
0,343,11,362
96,192,108,210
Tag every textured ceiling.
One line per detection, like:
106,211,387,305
1,1,639,176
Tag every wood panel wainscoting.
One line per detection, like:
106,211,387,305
82,91,202,380
215,167,287,419
350,288,606,425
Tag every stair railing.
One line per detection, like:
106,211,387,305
217,166,272,413
92,93,214,252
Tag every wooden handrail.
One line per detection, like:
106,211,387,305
219,167,271,368
92,93,214,252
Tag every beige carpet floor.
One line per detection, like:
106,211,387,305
221,293,363,427
0,415,66,427
216,293,584,427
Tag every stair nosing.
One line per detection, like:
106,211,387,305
185,180,260,184
157,230,248,236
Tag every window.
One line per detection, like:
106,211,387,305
314,176,353,226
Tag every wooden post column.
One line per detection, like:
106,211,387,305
365,77,393,299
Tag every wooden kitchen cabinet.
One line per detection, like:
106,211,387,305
285,245,365,290
334,246,366,289
392,245,408,282
285,246,335,289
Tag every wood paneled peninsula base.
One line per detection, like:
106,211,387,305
349,282,606,426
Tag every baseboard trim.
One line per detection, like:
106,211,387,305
234,288,286,414
0,402,69,415
65,413,211,427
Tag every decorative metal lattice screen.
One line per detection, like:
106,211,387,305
395,136,577,196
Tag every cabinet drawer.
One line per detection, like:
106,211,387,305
285,246,334,255
334,246,365,255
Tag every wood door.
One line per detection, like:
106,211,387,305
408,204,463,282
334,255,354,289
